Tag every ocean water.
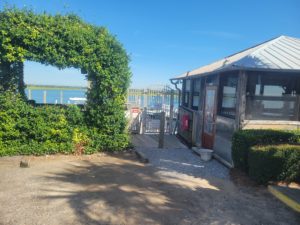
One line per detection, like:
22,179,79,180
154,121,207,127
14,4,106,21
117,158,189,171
25,88,179,109
25,89,86,104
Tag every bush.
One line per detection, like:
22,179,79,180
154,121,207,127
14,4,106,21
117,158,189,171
248,144,300,184
84,127,129,153
0,91,130,156
0,92,74,156
0,8,131,143
65,105,85,127
232,129,300,172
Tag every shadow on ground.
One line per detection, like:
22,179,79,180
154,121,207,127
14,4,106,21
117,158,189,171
37,153,299,225
39,154,216,224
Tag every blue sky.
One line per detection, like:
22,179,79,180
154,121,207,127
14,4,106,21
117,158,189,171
1,0,300,88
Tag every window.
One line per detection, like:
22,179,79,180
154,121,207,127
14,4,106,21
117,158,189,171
218,74,238,118
191,79,201,110
182,79,191,107
246,72,300,120
206,75,218,86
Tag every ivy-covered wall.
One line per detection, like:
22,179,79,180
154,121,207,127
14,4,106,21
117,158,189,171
0,8,131,155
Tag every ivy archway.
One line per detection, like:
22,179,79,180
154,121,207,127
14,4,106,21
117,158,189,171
0,8,131,135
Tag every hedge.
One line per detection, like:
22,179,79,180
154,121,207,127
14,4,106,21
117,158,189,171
232,129,300,172
0,8,131,155
248,144,300,184
0,92,130,156
0,8,131,154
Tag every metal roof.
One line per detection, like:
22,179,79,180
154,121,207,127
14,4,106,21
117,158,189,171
173,35,300,79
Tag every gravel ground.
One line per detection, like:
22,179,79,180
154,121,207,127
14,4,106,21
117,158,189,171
0,153,299,225
135,147,229,180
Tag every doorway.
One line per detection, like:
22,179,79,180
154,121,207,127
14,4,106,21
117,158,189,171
202,86,218,149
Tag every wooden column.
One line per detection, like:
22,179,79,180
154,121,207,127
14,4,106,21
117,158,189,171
159,111,166,148
188,80,193,109
296,96,300,121
235,71,247,130
169,90,174,134
141,107,147,134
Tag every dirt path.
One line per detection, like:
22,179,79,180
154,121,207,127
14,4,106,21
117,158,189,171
0,152,299,225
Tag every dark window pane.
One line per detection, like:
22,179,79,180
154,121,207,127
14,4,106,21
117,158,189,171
219,74,238,118
192,79,201,109
182,79,191,107
246,72,300,121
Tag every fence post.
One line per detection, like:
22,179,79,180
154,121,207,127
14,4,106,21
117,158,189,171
169,90,174,134
137,112,143,134
143,89,148,108
28,89,32,100
43,90,47,104
142,107,147,134
158,111,165,148
60,90,63,104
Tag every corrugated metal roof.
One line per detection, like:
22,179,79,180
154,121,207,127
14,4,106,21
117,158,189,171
173,35,300,79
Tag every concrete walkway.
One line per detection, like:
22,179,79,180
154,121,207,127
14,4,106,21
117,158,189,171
132,134,229,179
132,134,187,149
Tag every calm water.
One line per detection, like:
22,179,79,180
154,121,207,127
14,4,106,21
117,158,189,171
25,89,86,104
25,89,179,109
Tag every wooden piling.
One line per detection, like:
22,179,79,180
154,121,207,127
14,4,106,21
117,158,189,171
28,89,32,100
43,90,47,104
60,90,63,104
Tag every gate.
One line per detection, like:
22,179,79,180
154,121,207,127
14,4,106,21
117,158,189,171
128,85,179,134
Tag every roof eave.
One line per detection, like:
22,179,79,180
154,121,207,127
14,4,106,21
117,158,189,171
170,67,300,81
170,66,240,80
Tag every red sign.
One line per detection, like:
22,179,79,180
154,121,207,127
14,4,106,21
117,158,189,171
131,107,140,113
181,114,189,131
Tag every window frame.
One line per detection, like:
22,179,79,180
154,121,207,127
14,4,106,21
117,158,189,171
182,79,191,108
245,72,300,121
218,73,238,119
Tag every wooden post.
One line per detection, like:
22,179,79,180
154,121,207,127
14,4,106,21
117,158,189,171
236,71,247,130
296,96,300,121
137,112,142,134
43,90,47,104
143,89,148,108
60,90,63,104
158,111,166,148
191,111,198,146
142,107,147,134
188,80,193,109
28,89,32,100
169,90,174,134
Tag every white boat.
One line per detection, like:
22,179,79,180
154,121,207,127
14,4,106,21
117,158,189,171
69,97,87,104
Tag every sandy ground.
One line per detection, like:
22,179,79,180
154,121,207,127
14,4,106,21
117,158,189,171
0,152,299,225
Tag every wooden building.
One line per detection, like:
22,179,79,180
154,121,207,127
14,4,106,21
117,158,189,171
170,35,300,166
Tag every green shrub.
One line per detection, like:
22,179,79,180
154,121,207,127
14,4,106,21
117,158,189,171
0,91,130,156
248,144,300,184
87,128,130,152
232,129,300,172
0,92,74,156
0,8,131,144
65,105,85,127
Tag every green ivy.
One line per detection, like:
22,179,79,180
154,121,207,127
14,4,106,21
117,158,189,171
0,92,131,156
0,8,131,155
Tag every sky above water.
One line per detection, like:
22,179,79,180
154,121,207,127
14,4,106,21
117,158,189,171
1,0,300,88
